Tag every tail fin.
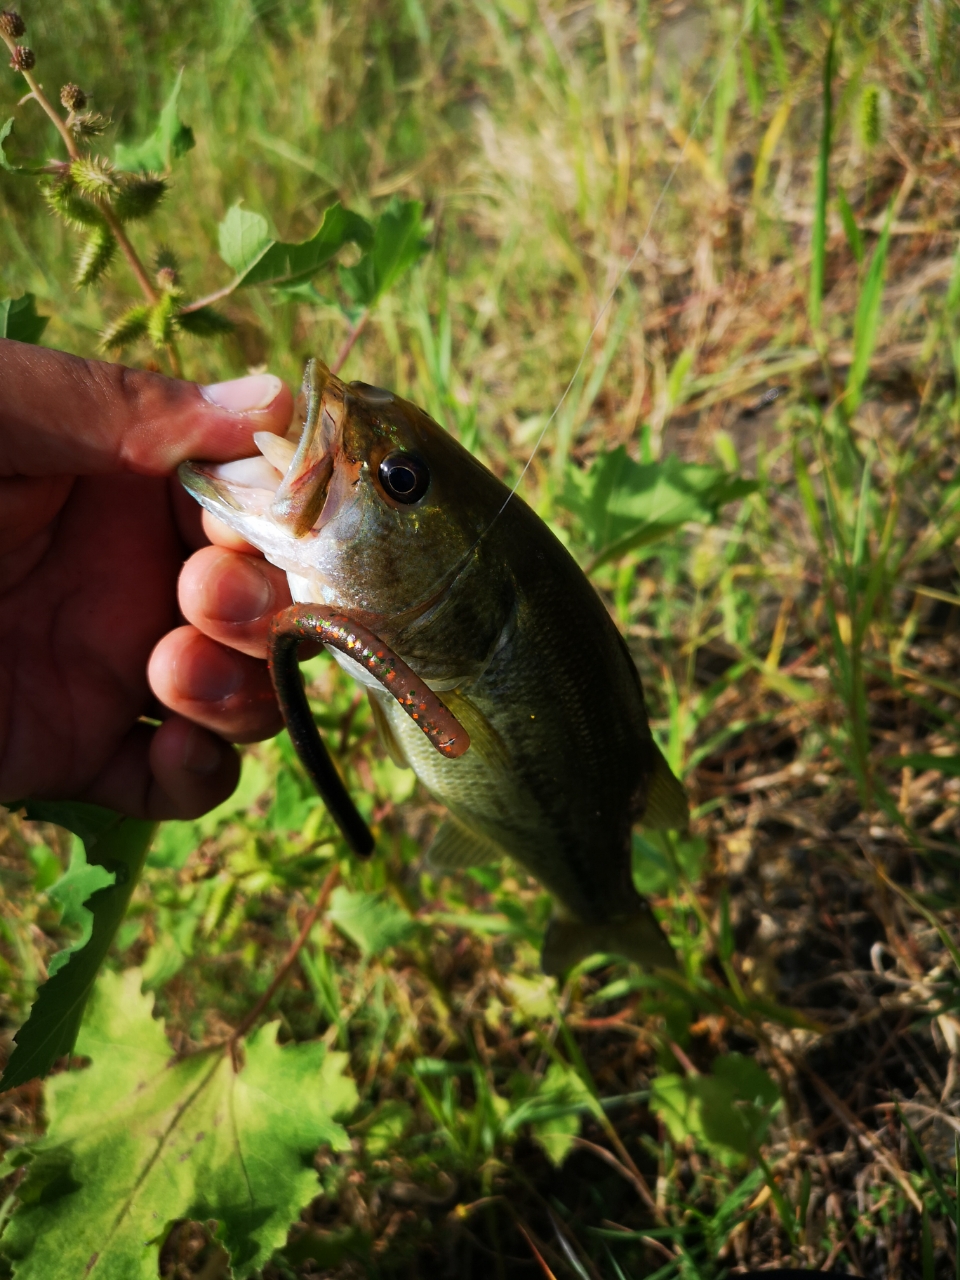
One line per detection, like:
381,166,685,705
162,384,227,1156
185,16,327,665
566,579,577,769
541,906,678,977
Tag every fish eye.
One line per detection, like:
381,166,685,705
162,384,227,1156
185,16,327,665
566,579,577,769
378,451,430,504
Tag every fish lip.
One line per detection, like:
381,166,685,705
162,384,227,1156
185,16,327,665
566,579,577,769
269,358,344,537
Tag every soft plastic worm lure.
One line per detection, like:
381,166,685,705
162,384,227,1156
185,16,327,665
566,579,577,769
268,605,470,857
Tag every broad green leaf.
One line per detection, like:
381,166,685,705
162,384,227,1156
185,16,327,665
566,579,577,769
327,887,414,957
650,1053,780,1163
0,803,155,1090
0,294,49,344
219,202,372,291
339,199,428,307
217,204,272,276
114,71,195,172
0,969,357,1279
559,447,756,570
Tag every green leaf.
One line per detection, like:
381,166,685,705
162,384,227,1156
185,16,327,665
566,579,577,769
650,1053,780,1163
0,294,49,344
505,1063,601,1166
559,447,757,570
217,204,272,275
114,70,195,172
339,199,428,307
633,830,707,895
0,969,357,1278
327,887,414,957
0,803,155,1090
227,201,373,291
837,189,864,264
45,838,117,978
0,117,43,174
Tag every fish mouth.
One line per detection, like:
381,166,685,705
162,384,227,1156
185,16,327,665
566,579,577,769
178,359,345,543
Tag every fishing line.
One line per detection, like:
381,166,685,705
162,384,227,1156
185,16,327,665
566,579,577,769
469,9,752,547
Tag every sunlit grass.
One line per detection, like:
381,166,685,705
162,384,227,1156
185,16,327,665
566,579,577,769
3,0,960,1275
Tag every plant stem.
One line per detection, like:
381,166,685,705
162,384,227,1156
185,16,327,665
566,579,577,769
229,863,340,1044
331,309,369,375
3,34,161,311
180,281,238,314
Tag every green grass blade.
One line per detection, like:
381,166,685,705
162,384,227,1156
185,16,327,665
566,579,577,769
845,202,894,412
810,25,837,333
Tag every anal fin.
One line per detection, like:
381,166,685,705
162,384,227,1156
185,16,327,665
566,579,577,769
642,741,689,830
427,817,504,871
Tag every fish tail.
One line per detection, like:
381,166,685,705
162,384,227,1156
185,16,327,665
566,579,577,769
541,904,677,977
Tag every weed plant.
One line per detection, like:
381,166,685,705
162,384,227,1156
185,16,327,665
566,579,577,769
2,1,960,1277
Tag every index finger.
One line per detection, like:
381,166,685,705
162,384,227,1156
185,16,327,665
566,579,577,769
0,338,294,478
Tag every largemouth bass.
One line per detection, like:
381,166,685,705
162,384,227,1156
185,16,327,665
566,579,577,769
180,360,687,974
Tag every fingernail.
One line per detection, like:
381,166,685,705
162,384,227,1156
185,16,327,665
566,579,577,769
181,724,224,776
201,373,284,413
175,642,244,704
204,555,272,623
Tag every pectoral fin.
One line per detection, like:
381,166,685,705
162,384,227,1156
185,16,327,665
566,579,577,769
641,742,689,830
541,905,677,977
427,817,504,870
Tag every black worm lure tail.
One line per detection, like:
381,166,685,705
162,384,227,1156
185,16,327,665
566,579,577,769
268,604,471,857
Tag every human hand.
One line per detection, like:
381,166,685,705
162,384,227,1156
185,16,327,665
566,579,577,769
0,338,295,819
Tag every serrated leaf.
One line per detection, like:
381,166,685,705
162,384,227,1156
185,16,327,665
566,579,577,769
327,887,413,957
0,803,155,1090
45,838,116,978
0,294,49,344
558,446,757,570
0,969,357,1279
114,70,195,173
339,198,428,307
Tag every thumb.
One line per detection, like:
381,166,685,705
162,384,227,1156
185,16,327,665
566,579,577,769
0,338,295,478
